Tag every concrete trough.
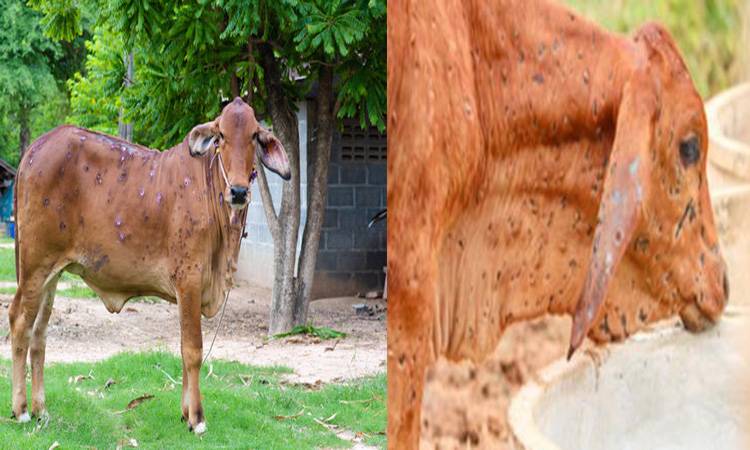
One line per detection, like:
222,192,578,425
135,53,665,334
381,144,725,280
508,309,750,450
509,83,750,450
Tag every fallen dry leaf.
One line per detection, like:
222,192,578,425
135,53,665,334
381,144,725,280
48,441,60,450
68,373,93,384
115,437,138,449
238,374,252,386
126,394,155,410
273,409,304,421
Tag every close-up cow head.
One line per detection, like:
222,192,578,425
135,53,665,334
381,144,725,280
188,97,291,208
569,23,729,356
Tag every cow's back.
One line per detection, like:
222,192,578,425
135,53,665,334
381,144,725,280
15,126,214,306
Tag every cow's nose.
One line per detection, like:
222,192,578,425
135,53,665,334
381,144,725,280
229,185,248,204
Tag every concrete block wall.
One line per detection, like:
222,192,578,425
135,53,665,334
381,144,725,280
311,121,387,298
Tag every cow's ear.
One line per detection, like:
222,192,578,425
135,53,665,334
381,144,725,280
254,128,291,180
568,71,659,359
188,119,219,157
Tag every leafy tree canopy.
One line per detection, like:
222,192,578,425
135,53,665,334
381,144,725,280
0,0,85,165
37,0,386,149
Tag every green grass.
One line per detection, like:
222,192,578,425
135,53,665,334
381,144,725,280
0,246,84,283
0,352,386,449
0,247,15,282
273,325,347,341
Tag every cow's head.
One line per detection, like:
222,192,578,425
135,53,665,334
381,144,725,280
568,24,729,357
188,97,291,208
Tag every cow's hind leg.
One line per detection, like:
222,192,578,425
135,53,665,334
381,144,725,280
177,283,205,434
8,270,49,422
29,274,59,418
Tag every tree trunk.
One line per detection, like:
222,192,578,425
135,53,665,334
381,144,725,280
230,71,240,98
258,44,302,335
245,39,254,105
294,65,335,324
18,104,30,160
118,51,134,141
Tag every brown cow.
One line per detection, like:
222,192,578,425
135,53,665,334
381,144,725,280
388,0,729,447
9,97,290,433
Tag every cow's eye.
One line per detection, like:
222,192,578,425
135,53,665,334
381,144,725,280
679,135,700,167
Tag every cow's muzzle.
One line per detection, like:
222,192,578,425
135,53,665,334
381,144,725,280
680,266,729,333
229,185,249,208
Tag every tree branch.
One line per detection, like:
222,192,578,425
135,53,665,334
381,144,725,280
255,153,280,242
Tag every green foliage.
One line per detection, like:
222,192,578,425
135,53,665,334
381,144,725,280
565,0,745,97
0,352,386,448
66,29,125,136
294,1,367,57
37,0,386,150
0,0,60,104
273,324,348,340
0,0,87,167
28,0,82,41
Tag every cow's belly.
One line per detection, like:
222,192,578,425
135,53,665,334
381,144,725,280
66,256,176,313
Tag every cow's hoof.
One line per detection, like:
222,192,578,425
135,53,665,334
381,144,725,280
17,412,31,423
193,422,207,435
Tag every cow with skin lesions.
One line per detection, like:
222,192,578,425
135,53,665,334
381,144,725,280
387,0,730,447
9,97,290,434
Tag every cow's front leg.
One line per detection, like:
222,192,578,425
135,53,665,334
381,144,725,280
388,259,438,449
177,285,206,434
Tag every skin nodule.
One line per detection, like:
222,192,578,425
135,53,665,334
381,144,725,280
388,0,728,447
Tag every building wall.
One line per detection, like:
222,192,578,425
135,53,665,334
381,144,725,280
236,103,387,299
236,102,308,287
311,119,387,298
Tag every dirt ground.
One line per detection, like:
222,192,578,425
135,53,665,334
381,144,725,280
421,315,575,449
0,284,387,385
0,283,595,449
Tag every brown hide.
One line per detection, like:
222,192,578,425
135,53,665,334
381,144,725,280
16,126,238,315
8,98,289,432
388,0,728,447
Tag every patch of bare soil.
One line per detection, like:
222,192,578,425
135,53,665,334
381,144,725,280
420,315,578,449
0,284,386,384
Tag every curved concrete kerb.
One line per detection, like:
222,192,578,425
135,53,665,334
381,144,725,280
706,82,750,179
508,308,750,450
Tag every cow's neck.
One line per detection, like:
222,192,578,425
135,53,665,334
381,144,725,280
202,150,248,309
434,0,650,360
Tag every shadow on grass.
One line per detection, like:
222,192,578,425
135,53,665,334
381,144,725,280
0,352,385,449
